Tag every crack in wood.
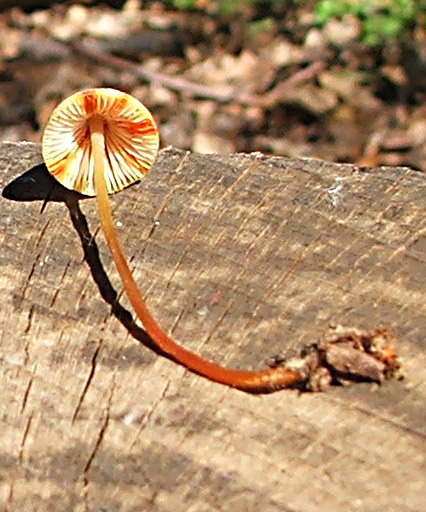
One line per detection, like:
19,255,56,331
72,339,103,424
130,379,171,449
138,187,176,258
82,376,115,506
18,412,33,464
82,404,110,475
34,218,51,249
7,477,14,510
220,161,256,201
20,376,33,414
49,260,71,308
324,236,361,270
19,254,41,303
169,302,189,336
23,305,34,335
171,150,190,176
22,306,35,367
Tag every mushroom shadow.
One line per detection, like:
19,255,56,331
2,162,85,207
2,164,168,359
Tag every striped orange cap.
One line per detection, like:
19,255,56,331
42,88,159,196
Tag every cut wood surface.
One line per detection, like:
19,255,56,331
0,141,425,511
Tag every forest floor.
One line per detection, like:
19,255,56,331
0,0,425,171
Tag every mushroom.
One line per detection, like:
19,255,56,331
42,87,302,392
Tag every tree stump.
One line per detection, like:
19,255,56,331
0,142,425,511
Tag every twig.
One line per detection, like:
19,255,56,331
71,40,324,107
14,31,325,106
261,60,325,107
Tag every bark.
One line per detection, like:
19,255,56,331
0,142,425,511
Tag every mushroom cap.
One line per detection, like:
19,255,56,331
42,88,159,196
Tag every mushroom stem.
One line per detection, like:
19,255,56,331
89,117,302,392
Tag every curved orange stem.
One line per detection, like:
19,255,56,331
89,116,302,392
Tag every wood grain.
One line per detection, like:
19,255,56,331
0,142,425,511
